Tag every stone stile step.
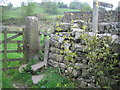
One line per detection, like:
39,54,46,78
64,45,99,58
32,74,44,84
31,62,46,71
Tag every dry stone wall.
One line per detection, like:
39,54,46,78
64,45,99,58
61,11,119,23
60,11,120,35
47,18,120,88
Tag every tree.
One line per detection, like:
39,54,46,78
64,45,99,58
69,2,92,11
2,3,12,20
80,2,92,11
42,2,58,14
7,2,13,9
21,2,26,7
99,7,106,12
115,6,120,11
57,2,68,8
69,2,80,9
21,2,36,23
21,2,36,16
1,6,8,20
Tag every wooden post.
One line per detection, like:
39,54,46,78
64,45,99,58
92,0,98,34
44,33,50,66
3,28,7,71
23,16,40,62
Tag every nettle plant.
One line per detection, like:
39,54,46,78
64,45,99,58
64,48,77,78
79,33,119,88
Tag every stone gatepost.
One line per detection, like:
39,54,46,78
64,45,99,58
23,16,40,62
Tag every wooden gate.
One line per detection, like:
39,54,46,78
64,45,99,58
0,28,23,70
0,16,52,71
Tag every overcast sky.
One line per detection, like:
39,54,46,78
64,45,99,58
0,0,119,9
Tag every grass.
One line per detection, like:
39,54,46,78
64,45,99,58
58,8,80,14
4,67,76,88
1,32,76,88
1,5,78,87
2,6,80,20
36,67,76,88
0,33,23,71
0,32,23,88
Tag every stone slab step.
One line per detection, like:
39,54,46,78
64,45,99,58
31,62,46,71
32,74,44,84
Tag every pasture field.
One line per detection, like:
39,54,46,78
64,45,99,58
2,6,80,20
0,32,76,88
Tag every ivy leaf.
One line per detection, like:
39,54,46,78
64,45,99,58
97,71,104,75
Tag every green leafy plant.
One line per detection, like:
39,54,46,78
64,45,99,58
79,33,119,89
37,67,76,88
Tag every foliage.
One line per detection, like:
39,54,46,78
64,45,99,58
1,3,13,20
7,2,13,9
42,2,58,14
69,2,92,11
115,6,120,11
12,70,32,86
64,49,77,78
1,6,10,20
5,67,76,88
1,2,80,23
2,74,14,88
21,2,37,23
57,2,68,8
69,2,80,9
79,33,119,89
99,7,106,12
36,67,76,88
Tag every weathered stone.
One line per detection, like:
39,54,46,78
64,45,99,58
88,62,93,66
82,59,88,64
64,43,71,50
32,74,44,84
71,44,87,51
77,78,91,83
50,39,61,48
76,52,86,57
75,20,85,23
75,55,86,60
72,69,78,77
65,68,81,77
60,22,71,26
112,43,120,53
55,23,71,32
90,76,95,83
24,16,40,61
75,63,88,69
111,34,120,44
62,32,71,37
59,63,66,69
49,47,60,54
72,23,79,28
19,64,27,73
51,36,64,43
49,53,63,62
65,70,68,73
87,83,96,88
80,39,86,45
48,59,58,67
77,78,84,81
82,69,90,78
75,31,81,39
61,11,118,23
31,62,46,71
71,28,84,32
80,81,87,87
48,59,66,68
68,67,73,73
84,79,91,83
